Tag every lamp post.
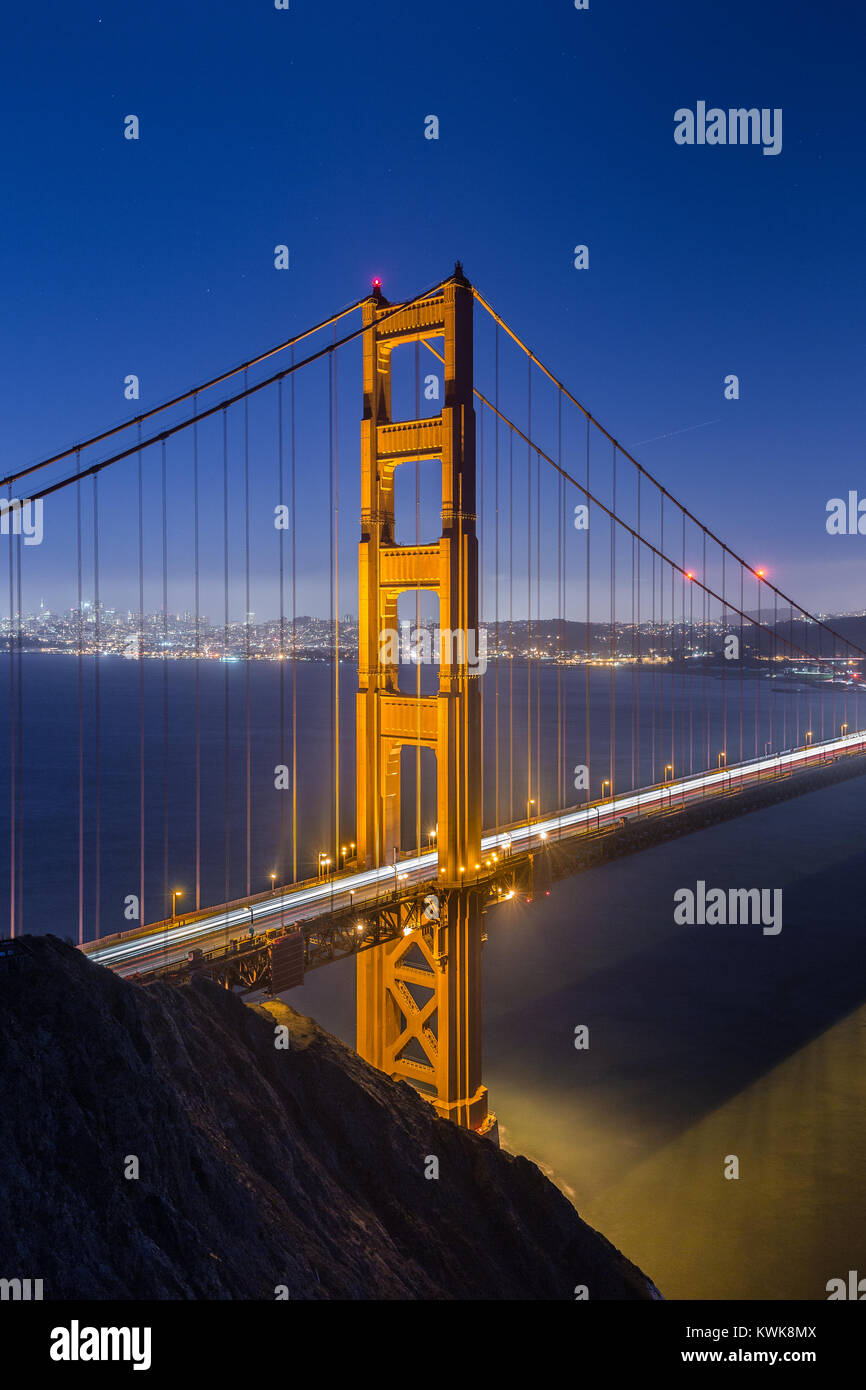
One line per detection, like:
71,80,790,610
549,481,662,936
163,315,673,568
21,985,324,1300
171,888,183,921
718,751,726,769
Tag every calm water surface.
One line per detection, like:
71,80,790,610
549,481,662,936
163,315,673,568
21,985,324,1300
3,657,864,1298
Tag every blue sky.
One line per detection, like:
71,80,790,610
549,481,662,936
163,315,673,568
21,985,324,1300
2,0,864,616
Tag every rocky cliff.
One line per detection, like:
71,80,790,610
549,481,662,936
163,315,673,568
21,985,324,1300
0,936,657,1299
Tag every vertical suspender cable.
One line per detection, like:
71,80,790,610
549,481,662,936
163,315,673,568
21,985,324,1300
721,548,727,768
630,533,636,791
659,492,665,785
244,375,251,898
585,418,591,807
161,440,169,918
509,430,514,822
610,445,616,797
8,483,16,937
739,564,745,764
329,344,338,868
558,389,567,806
193,396,201,911
494,327,500,829
137,429,145,926
755,573,761,757
291,352,298,882
277,379,286,885
526,363,532,823
334,330,340,869
76,455,84,943
479,404,485,831
93,475,101,937
536,448,541,813
13,519,23,933
703,530,709,769
223,411,230,904
535,448,541,813
633,472,639,789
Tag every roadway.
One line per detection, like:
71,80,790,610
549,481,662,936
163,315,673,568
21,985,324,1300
82,729,866,978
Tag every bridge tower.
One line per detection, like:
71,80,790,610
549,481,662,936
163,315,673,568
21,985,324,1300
355,269,491,1133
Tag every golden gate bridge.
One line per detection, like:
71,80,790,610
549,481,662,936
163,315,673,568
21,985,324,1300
4,265,865,1138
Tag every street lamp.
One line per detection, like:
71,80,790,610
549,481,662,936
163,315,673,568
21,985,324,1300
805,730,812,746
270,872,277,894
841,722,848,736
171,888,183,921
601,779,611,798
664,763,674,783
718,751,726,768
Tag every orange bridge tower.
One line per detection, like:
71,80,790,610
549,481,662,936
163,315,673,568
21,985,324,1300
355,268,491,1133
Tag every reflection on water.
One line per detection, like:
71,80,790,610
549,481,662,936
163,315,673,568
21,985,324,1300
297,775,866,1300
575,1003,866,1300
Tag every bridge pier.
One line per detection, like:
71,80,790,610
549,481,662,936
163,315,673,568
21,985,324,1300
356,888,491,1133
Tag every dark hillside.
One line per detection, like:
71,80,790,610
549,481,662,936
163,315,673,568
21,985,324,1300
0,937,657,1300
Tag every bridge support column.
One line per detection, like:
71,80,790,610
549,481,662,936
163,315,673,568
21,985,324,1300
354,269,492,1133
355,889,489,1131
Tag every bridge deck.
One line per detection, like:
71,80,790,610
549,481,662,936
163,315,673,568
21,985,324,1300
81,730,866,981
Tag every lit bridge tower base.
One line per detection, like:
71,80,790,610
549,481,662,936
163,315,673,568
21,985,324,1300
355,268,495,1137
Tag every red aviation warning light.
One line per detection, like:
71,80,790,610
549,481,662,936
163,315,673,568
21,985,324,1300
371,277,382,289
685,571,694,581
756,568,766,578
